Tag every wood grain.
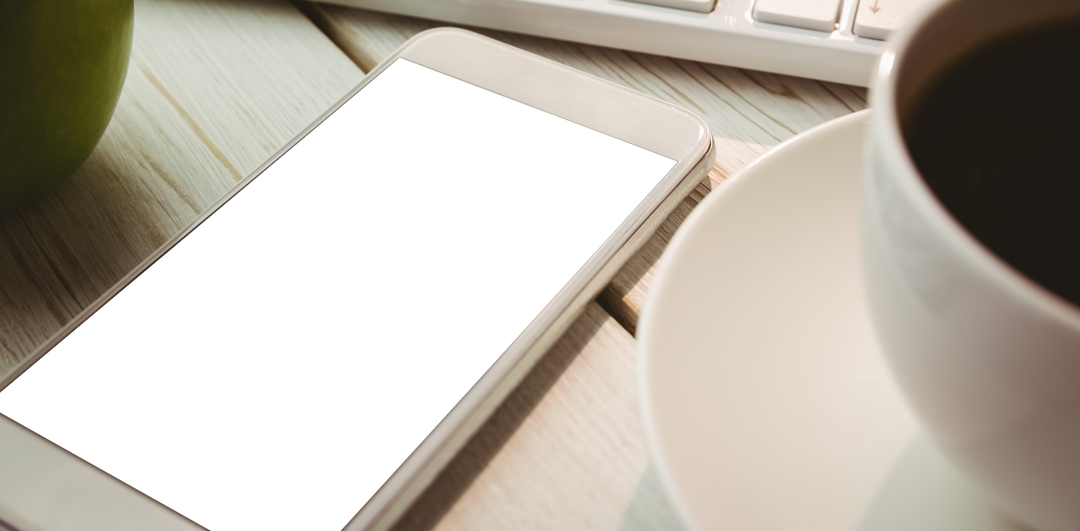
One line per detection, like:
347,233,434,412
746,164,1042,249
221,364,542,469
0,0,363,374
391,302,664,531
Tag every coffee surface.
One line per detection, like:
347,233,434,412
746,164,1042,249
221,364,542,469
904,18,1080,306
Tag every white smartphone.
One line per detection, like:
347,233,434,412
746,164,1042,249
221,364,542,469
0,29,712,531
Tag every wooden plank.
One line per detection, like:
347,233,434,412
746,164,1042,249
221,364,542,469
0,0,364,375
300,3,869,333
390,301,680,531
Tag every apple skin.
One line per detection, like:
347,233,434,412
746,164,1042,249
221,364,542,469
0,0,133,212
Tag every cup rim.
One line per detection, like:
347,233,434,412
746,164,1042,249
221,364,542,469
870,0,1080,332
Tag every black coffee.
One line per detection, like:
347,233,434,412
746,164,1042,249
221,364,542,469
904,18,1080,306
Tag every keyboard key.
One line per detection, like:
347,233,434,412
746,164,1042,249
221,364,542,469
753,0,842,32
854,0,931,40
624,0,716,13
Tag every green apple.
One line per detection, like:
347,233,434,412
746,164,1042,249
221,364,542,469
0,0,133,212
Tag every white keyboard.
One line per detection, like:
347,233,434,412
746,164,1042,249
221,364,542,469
326,0,930,86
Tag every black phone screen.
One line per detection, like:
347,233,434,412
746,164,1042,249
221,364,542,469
0,59,675,531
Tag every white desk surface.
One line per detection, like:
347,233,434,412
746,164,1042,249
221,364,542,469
0,1,867,529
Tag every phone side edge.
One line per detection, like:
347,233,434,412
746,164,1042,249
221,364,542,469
349,135,716,531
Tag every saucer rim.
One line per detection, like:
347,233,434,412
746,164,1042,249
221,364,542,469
636,110,871,531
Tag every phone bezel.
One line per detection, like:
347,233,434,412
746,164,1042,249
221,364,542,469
0,28,712,531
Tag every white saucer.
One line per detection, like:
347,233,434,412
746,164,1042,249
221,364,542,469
638,111,1023,531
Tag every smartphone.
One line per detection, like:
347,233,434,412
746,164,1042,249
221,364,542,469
0,29,712,531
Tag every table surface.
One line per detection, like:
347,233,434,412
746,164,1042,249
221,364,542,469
0,1,867,529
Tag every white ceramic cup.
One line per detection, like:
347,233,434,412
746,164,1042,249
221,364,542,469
862,1,1080,530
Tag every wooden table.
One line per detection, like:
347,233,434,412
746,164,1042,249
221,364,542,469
0,2,867,529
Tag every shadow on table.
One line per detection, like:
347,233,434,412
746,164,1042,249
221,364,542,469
597,178,714,337
855,435,1027,531
618,462,689,531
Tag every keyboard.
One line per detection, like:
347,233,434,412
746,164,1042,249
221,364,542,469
325,0,929,86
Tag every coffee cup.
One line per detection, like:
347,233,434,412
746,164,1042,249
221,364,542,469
862,0,1080,530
